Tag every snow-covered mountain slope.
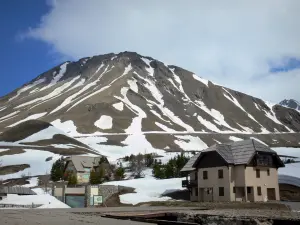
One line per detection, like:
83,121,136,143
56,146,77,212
0,51,300,157
0,120,99,180
279,99,300,112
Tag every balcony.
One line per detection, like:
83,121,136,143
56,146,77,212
182,179,197,188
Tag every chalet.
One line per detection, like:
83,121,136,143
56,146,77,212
64,156,111,184
181,139,284,202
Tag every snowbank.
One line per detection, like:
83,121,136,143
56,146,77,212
279,162,300,178
0,194,69,209
22,177,39,188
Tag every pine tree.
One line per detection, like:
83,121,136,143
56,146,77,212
114,167,125,180
50,157,65,181
68,173,77,185
89,170,98,184
90,167,105,184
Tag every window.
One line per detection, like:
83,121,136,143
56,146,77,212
195,188,198,196
233,187,236,193
84,168,91,172
195,171,198,180
257,187,262,196
219,187,224,196
267,169,270,176
256,154,273,166
203,171,208,180
218,169,223,179
247,187,251,194
256,169,260,178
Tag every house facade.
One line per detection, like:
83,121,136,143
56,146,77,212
181,139,284,202
64,156,109,184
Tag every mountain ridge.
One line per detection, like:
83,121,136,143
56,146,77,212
279,99,300,112
0,51,300,157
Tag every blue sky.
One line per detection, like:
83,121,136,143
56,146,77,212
0,1,58,97
0,0,299,102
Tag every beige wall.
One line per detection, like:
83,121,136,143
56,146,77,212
54,187,63,197
65,187,85,194
191,165,280,202
245,167,279,201
197,166,231,201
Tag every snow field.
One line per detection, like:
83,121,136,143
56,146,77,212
0,193,70,208
0,149,61,180
102,168,185,205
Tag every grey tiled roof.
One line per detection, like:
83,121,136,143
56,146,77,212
181,153,200,172
0,186,36,195
181,139,280,172
66,156,103,172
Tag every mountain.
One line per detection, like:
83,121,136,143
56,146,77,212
0,51,300,163
279,99,300,112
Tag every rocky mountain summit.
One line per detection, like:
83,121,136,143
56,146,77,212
0,51,300,158
279,99,300,112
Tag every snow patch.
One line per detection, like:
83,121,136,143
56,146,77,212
7,112,47,128
134,72,194,131
128,79,138,93
250,137,268,146
193,74,209,87
0,111,20,122
50,64,108,113
155,122,176,132
263,101,293,132
229,136,243,141
17,75,80,109
94,115,113,130
141,57,154,76
9,78,46,102
39,62,69,91
236,123,254,133
174,135,208,151
195,100,240,132
68,64,132,111
18,126,66,143
113,102,124,111
197,115,220,132
22,177,38,188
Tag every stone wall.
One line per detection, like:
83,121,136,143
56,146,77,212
98,185,119,203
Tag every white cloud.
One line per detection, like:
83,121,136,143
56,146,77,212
24,0,300,102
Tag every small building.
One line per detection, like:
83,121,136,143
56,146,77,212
181,139,284,202
0,186,36,200
64,156,111,184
